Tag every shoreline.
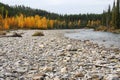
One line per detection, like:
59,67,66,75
0,30,120,80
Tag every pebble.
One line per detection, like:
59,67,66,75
61,67,68,73
53,77,60,80
105,74,120,80
74,72,84,77
0,30,119,79
32,73,46,80
16,67,28,73
43,66,53,72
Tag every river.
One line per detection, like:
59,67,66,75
65,29,120,49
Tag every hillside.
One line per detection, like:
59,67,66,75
0,2,59,19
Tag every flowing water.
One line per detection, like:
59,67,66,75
65,29,120,48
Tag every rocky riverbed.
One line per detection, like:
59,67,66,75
0,30,120,80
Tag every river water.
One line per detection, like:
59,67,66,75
65,29,120,48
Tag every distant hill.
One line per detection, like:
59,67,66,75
0,2,60,19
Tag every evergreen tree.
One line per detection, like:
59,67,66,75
102,10,106,26
112,0,116,27
107,5,111,28
116,0,120,29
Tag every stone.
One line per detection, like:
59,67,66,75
66,45,72,51
91,50,96,54
0,30,120,80
14,60,21,66
58,53,66,56
43,66,53,72
61,67,68,73
16,67,28,73
0,78,4,80
0,52,5,56
74,72,84,77
105,74,120,80
53,77,60,80
91,74,103,80
39,44,44,48
0,73,4,78
32,73,47,80
65,57,70,61
66,45,77,51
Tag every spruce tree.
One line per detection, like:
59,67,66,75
107,5,111,28
102,10,106,26
116,0,120,29
112,0,116,28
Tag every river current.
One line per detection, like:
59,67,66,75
65,29,120,48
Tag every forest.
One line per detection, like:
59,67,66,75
0,0,119,31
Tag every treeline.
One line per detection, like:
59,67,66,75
101,0,120,30
0,2,103,30
0,14,54,30
0,1,119,30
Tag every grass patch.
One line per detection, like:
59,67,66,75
32,31,44,36
95,26,107,31
112,29,120,34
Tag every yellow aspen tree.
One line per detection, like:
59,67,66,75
18,14,24,28
41,17,47,29
0,15,3,30
87,20,91,27
68,21,72,28
5,10,8,18
49,20,54,28
3,19,9,30
30,16,35,28
36,19,42,28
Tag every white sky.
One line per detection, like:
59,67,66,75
0,0,114,14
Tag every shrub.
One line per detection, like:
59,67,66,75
95,26,107,31
32,31,44,36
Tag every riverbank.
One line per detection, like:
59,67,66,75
0,30,120,80
95,26,120,34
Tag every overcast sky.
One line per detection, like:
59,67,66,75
0,0,114,14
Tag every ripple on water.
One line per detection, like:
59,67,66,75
65,29,120,48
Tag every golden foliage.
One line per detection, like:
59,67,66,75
87,20,101,27
0,14,55,30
